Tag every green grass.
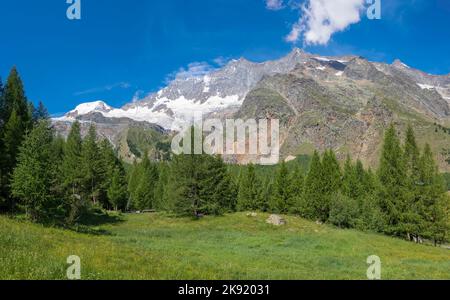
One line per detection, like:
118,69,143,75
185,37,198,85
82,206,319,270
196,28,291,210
0,212,449,280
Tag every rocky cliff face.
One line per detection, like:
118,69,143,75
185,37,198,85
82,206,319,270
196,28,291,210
53,49,450,169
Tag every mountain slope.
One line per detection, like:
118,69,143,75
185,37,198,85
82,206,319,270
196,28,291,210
52,49,450,168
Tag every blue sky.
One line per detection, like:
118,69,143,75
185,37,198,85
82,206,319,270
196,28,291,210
0,0,449,115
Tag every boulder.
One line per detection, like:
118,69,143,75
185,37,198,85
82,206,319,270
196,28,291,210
266,214,286,226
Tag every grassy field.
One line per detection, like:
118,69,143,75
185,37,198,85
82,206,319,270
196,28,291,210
0,212,449,280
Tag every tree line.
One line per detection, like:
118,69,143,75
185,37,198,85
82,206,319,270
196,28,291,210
1,67,448,245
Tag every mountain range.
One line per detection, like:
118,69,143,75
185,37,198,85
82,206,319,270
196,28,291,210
52,49,450,170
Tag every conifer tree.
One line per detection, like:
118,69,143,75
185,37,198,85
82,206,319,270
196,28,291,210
288,165,304,214
377,124,408,236
270,161,291,213
201,155,237,214
418,144,449,245
167,152,203,217
98,139,121,208
127,159,142,210
154,162,170,211
237,164,261,211
107,166,128,211
81,125,103,205
134,153,159,210
61,121,84,224
10,120,57,222
1,68,33,209
2,67,31,129
303,151,325,220
33,101,50,123
401,125,423,241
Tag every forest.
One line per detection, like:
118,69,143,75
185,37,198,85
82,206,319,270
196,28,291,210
0,67,449,246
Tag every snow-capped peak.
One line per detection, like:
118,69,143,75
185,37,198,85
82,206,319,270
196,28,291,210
70,101,113,115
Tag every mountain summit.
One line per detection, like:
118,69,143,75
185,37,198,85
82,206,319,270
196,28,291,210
53,50,450,168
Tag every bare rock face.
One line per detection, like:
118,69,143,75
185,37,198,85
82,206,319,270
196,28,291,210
266,215,286,226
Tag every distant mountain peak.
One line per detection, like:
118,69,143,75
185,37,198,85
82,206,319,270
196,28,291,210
392,59,410,69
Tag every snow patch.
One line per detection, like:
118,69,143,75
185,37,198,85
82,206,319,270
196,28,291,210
335,71,343,76
417,83,436,90
314,57,331,62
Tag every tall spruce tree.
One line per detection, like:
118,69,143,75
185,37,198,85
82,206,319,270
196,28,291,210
377,124,408,236
270,161,291,213
33,101,50,123
62,121,85,224
134,153,159,210
10,120,57,222
418,144,449,245
237,164,262,211
81,125,103,205
167,152,203,217
201,155,237,214
1,68,33,210
303,151,325,220
154,162,170,211
401,125,423,241
107,166,128,211
288,165,304,214
127,159,142,211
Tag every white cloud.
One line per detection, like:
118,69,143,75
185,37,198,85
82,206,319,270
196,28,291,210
285,0,365,45
266,0,284,10
165,62,216,83
74,82,131,96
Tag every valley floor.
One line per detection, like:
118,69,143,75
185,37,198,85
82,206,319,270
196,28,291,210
0,213,449,280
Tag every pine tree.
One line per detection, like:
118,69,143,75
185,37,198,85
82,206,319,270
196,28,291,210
107,166,128,211
418,144,449,245
270,161,291,213
237,164,262,211
307,149,341,222
322,149,341,194
154,162,170,211
98,139,121,208
10,120,58,222
127,159,142,211
2,67,31,128
200,155,237,214
81,124,103,205
61,121,85,224
0,68,33,210
288,165,304,214
401,125,423,241
33,101,50,123
377,124,408,236
303,151,325,220
167,152,203,217
1,110,23,209
134,153,159,210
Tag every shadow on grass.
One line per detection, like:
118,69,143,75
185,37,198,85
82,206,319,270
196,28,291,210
69,210,125,236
